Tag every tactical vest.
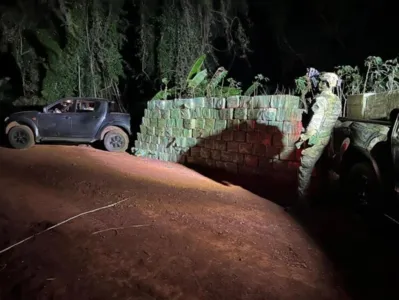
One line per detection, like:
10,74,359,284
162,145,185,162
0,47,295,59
309,91,342,145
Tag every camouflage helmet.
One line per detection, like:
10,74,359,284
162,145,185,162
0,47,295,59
319,72,339,88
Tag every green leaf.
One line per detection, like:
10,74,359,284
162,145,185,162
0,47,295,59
188,69,208,89
375,57,383,64
186,54,206,83
244,82,260,96
207,67,228,91
198,78,209,90
221,86,242,96
36,29,62,58
152,90,167,100
152,86,180,100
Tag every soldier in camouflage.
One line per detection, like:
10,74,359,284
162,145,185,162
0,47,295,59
296,72,342,204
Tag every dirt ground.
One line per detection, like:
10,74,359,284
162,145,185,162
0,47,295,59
0,145,371,299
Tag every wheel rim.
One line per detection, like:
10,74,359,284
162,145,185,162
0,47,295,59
12,130,29,146
108,134,125,150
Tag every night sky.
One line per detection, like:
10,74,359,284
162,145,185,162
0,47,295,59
226,0,398,87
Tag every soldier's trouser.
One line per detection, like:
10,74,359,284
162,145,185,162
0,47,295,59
298,143,327,199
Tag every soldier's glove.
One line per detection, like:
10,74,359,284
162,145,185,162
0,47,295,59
296,132,317,149
299,133,311,141
295,134,309,149
295,141,304,149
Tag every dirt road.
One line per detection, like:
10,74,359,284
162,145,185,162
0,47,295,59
0,145,346,300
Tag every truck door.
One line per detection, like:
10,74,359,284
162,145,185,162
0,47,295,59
37,99,74,138
391,113,399,193
69,100,106,139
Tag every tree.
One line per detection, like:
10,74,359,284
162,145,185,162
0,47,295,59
40,0,127,102
0,0,127,104
135,0,251,91
0,0,55,102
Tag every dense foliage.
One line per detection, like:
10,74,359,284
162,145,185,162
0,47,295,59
3,0,395,108
136,0,275,100
0,0,126,105
0,0,252,107
293,55,399,114
136,0,251,91
335,56,399,96
294,56,399,99
152,54,270,100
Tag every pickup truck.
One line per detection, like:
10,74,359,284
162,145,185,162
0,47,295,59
330,112,399,223
4,97,131,152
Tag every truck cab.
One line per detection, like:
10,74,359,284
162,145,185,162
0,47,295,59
331,112,399,223
4,97,131,152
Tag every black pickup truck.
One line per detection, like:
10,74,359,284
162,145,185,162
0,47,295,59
4,97,131,152
330,112,399,223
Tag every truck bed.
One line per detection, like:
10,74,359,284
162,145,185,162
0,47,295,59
338,117,391,126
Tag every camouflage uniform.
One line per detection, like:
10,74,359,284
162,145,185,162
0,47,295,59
297,73,342,200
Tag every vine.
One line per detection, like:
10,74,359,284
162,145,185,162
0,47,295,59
0,0,127,105
136,0,251,91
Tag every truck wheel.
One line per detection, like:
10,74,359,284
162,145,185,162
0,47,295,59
103,129,129,152
8,125,35,149
344,162,380,212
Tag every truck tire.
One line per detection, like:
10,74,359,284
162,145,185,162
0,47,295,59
103,128,129,152
343,161,380,212
8,125,35,149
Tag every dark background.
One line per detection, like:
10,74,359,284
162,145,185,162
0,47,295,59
123,0,398,100
234,0,397,86
0,0,397,102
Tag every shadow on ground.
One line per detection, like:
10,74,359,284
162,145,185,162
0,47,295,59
297,190,399,300
0,146,343,300
192,159,399,300
174,121,299,207
2,107,399,299
191,164,297,206
177,122,399,300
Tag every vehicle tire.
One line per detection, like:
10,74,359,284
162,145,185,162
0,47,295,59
7,125,35,150
103,129,129,152
343,161,381,213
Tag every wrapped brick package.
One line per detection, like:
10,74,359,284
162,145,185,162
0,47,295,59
133,95,303,177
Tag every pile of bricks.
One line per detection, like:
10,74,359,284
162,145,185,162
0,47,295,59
133,95,303,176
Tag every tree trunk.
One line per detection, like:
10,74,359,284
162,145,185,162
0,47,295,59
85,11,97,97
